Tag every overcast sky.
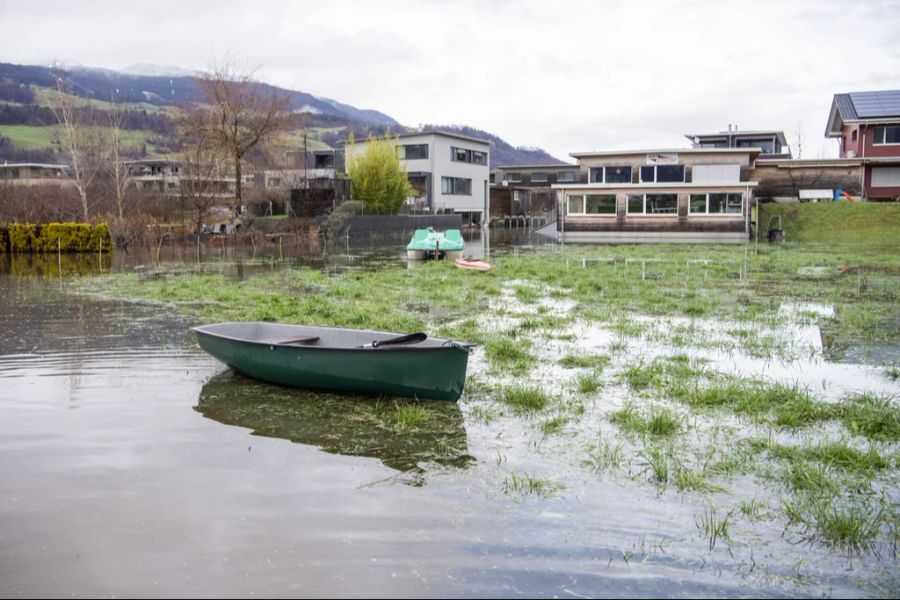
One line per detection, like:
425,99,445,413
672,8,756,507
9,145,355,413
2,0,899,161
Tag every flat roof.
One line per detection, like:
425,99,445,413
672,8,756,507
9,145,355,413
754,158,864,167
0,162,68,169
398,130,490,145
494,163,577,170
684,131,788,144
552,182,758,189
570,148,761,159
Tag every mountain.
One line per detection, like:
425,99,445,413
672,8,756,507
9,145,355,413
422,124,566,167
0,61,565,166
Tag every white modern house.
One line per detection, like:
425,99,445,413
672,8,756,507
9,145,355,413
346,130,491,224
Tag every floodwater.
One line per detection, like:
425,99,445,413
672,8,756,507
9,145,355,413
1,231,897,598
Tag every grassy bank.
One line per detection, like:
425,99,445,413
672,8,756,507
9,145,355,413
759,202,900,244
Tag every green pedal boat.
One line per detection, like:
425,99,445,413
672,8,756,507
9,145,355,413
193,322,472,401
406,227,465,260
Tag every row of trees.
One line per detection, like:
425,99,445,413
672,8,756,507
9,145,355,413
46,59,295,230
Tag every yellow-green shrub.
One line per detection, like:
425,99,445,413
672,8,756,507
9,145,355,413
1,222,112,253
7,223,38,252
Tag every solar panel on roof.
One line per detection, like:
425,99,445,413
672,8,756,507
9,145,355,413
849,90,900,118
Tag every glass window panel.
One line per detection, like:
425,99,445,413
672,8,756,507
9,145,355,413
590,168,604,183
640,165,655,183
885,126,900,144
626,194,644,214
585,194,616,214
568,195,584,214
656,164,685,182
507,172,522,182
531,172,548,183
646,194,677,214
401,144,428,160
557,171,576,182
605,166,632,184
689,194,708,214
874,127,885,144
725,193,743,214
708,193,727,214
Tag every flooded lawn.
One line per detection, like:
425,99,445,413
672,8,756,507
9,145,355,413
1,238,898,597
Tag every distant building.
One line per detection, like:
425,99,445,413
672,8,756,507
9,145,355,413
685,127,792,159
825,90,900,200
346,131,490,224
124,159,234,197
0,162,70,184
488,164,578,219
553,148,758,243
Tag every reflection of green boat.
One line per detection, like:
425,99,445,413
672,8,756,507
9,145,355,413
196,372,472,474
406,227,465,260
193,322,471,401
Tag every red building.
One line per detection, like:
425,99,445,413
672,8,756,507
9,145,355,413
825,90,900,200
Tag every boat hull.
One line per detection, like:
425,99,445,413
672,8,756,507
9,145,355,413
407,249,463,260
193,323,470,401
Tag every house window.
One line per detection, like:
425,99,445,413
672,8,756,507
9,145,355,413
399,144,428,160
557,171,576,183
736,138,776,154
530,172,548,183
626,193,677,215
489,173,496,184
590,165,632,184
640,164,685,183
690,193,743,214
873,126,900,144
507,172,522,183
567,194,584,214
851,129,858,143
441,176,471,195
451,147,487,165
585,194,616,215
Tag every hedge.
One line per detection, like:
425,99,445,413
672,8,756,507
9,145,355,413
0,222,113,253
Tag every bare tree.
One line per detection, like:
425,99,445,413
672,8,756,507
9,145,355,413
50,75,105,221
179,108,230,240
107,101,133,222
193,58,293,213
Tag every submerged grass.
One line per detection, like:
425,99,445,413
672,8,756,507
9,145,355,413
503,472,563,497
610,404,682,437
498,385,550,414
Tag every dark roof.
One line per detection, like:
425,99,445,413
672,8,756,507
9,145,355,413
848,90,900,118
834,94,857,121
834,90,900,121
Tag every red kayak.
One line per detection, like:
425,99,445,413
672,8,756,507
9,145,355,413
454,257,492,271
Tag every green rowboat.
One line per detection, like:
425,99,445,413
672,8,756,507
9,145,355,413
192,322,472,401
406,227,465,260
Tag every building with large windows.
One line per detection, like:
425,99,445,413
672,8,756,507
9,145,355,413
553,148,759,243
346,130,490,224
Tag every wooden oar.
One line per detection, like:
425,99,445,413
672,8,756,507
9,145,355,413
364,332,427,348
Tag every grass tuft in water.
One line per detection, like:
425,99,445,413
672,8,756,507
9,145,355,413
697,505,731,551
503,472,562,497
837,392,900,442
499,385,550,414
541,416,569,435
611,404,681,437
484,336,536,374
393,403,429,430
586,441,625,472
639,445,670,484
575,373,601,395
559,353,610,370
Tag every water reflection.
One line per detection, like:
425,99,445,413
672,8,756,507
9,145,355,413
195,371,473,477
